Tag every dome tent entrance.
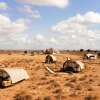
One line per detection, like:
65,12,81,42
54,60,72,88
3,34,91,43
63,60,85,73
0,68,29,87
45,55,57,64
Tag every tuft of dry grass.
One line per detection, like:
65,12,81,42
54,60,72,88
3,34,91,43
54,95,62,100
79,75,88,81
40,77,47,80
69,91,79,97
75,84,82,90
43,96,51,100
64,82,75,88
14,92,32,100
87,86,94,91
52,88,62,94
84,95,98,100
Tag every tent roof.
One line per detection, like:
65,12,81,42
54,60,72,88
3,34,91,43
49,55,56,61
86,53,97,57
76,61,84,70
0,68,29,83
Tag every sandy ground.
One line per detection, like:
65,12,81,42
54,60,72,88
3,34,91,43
0,53,100,100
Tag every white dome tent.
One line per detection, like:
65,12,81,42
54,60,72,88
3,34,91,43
0,68,29,87
63,59,85,73
45,48,60,54
45,54,57,64
83,53,97,60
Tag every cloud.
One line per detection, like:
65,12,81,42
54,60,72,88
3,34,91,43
50,37,57,44
21,34,59,49
0,14,28,49
19,5,40,18
0,15,27,35
51,11,100,49
0,11,100,50
34,34,45,42
18,0,69,8
0,2,8,10
52,11,100,33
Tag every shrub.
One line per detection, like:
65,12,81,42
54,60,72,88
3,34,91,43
14,92,32,100
80,49,84,52
84,95,97,100
24,51,27,54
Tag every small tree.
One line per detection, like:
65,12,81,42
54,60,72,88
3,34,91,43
24,50,27,54
80,49,84,52
86,49,91,52
31,51,34,56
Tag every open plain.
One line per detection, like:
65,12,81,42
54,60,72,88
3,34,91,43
0,52,100,100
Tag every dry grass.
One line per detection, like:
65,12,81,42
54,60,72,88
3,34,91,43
14,92,32,100
84,95,98,100
0,53,99,100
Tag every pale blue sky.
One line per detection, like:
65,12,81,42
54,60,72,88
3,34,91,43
0,0,100,50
